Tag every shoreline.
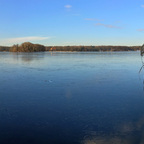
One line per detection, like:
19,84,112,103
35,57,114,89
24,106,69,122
0,43,141,52
0,50,140,53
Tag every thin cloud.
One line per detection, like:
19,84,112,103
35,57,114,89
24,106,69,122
95,23,121,29
64,5,72,9
137,29,144,32
141,5,144,8
85,18,103,21
0,36,51,45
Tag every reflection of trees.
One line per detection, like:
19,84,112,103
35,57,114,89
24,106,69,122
11,52,45,63
21,54,39,62
81,116,144,144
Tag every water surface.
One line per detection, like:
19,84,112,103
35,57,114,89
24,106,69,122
0,51,144,144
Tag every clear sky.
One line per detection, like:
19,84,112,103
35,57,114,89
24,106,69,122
0,0,144,46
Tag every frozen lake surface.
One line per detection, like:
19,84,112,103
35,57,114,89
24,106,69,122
0,51,144,144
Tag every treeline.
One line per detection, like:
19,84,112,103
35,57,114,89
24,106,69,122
0,46,10,51
9,42,45,52
0,42,141,52
45,45,140,51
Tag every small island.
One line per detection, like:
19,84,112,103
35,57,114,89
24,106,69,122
0,42,141,52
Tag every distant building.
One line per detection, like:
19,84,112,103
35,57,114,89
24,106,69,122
50,47,56,51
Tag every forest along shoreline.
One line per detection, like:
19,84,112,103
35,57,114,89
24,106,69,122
0,42,141,52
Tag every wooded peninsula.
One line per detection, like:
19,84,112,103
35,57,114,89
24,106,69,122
0,42,141,52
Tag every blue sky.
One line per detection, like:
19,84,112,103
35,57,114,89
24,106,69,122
0,0,144,46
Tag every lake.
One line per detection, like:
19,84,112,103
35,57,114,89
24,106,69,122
0,51,144,144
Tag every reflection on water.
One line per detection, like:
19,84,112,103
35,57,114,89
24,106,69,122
0,51,144,144
11,52,45,62
82,116,144,144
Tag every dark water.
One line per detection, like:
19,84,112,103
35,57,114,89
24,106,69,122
0,51,144,144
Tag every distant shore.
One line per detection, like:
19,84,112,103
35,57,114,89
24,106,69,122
0,42,141,52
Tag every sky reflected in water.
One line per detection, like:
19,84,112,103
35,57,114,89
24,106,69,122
0,51,144,144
